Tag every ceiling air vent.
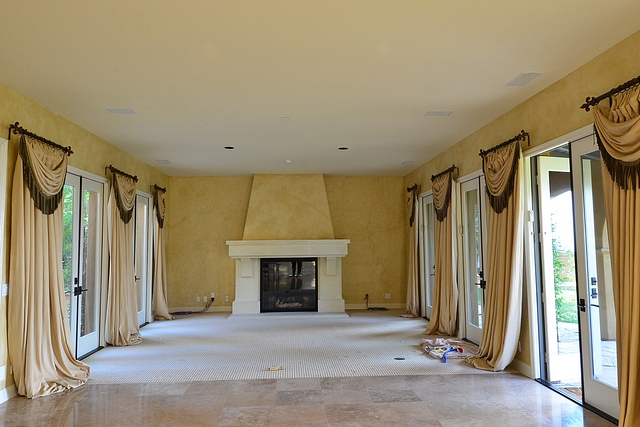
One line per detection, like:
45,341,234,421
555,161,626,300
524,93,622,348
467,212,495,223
506,72,543,87
107,108,137,114
425,110,453,117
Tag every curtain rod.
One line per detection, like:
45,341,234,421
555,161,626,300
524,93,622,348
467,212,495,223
479,130,529,158
431,165,457,181
8,122,73,156
407,183,419,193
151,184,166,192
106,165,138,182
580,75,640,112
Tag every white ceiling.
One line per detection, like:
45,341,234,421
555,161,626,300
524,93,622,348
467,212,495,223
1,1,639,177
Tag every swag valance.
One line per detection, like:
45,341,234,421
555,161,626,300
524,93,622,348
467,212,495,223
153,185,166,229
431,165,456,222
18,133,70,215
479,131,527,214
592,85,640,190
107,165,138,224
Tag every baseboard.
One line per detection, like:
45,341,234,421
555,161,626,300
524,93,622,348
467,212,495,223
508,357,533,378
169,306,232,313
345,303,406,310
0,384,17,404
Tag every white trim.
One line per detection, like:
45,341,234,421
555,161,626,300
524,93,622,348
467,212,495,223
345,303,406,310
67,166,109,184
508,358,534,379
169,306,233,313
456,168,484,184
523,124,594,157
0,384,17,404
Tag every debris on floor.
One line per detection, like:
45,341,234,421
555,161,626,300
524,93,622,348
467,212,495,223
268,365,283,371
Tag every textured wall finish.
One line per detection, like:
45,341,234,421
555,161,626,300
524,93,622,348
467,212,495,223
0,82,169,395
403,29,640,370
243,174,334,240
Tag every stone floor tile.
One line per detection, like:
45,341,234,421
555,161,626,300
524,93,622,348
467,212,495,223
368,388,422,403
276,390,324,406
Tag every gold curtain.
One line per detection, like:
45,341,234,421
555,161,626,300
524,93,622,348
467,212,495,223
424,170,457,335
8,135,89,397
466,140,523,371
592,85,640,427
402,185,420,318
152,187,173,320
105,171,142,346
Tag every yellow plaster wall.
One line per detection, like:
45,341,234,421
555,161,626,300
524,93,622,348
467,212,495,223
166,176,253,309
403,30,640,370
324,176,406,307
243,174,334,240
0,82,169,393
165,175,407,309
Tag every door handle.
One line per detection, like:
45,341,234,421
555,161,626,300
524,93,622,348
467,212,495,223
577,298,586,312
73,286,88,297
476,270,486,289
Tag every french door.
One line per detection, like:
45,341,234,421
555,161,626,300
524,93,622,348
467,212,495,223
537,155,578,384
460,176,487,345
419,193,435,319
63,173,103,358
134,193,152,326
571,137,619,418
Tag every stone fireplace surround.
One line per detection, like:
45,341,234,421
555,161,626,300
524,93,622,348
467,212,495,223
226,239,349,315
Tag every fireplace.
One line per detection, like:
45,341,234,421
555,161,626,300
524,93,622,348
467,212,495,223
261,258,318,312
226,239,349,315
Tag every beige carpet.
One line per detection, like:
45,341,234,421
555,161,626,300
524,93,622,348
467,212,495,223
84,310,505,384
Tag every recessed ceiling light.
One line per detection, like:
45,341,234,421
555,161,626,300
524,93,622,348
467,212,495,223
285,160,293,164
338,147,349,151
402,160,415,165
281,117,289,121
107,108,137,114
425,110,453,117
505,72,543,87
224,146,235,150
155,159,171,164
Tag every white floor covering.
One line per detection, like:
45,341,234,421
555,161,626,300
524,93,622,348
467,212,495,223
84,310,505,384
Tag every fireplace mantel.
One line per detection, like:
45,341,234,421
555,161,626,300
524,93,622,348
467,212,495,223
226,239,350,315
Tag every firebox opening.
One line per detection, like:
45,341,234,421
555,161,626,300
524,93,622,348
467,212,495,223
260,257,318,312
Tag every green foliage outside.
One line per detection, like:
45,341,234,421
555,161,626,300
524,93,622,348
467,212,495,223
551,215,578,324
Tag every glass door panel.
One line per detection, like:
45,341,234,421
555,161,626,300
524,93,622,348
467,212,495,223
460,177,486,344
537,156,581,386
420,194,435,319
63,173,103,359
571,140,619,419
134,194,151,326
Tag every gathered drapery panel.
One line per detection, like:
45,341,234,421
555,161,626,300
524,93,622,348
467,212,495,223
466,141,523,371
106,172,141,346
8,137,89,397
152,187,173,320
593,86,640,426
425,171,457,335
403,185,420,318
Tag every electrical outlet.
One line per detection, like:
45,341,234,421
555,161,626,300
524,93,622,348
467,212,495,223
385,293,391,299
225,295,230,302
211,292,215,299
196,296,201,303
204,296,208,302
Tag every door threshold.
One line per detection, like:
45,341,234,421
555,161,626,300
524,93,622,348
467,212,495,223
535,379,618,425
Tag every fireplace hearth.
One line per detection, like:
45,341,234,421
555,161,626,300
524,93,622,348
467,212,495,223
261,258,318,312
